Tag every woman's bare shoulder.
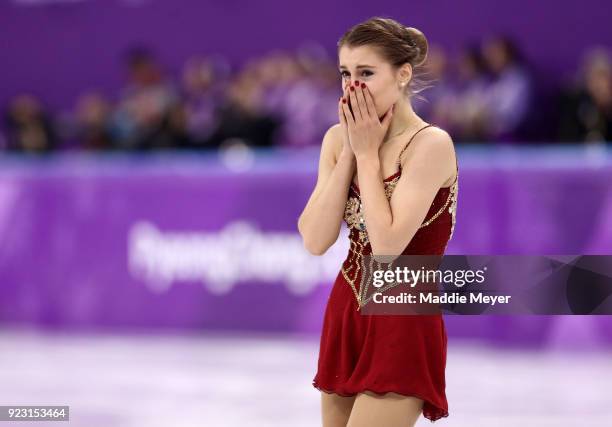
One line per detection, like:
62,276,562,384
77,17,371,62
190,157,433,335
421,125,454,145
408,125,455,158
401,125,456,184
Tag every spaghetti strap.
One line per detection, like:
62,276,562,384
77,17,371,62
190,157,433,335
396,123,435,168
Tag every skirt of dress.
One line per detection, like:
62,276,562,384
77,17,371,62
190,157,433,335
312,269,449,422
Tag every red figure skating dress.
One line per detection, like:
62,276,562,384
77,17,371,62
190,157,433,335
312,124,458,422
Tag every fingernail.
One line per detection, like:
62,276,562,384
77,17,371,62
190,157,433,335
342,98,347,103
350,86,355,91
354,80,360,86
361,83,366,88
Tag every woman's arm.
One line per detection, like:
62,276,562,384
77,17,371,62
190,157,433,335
297,124,355,255
356,128,456,256
344,82,456,257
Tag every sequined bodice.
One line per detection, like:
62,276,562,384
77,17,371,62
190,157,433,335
343,169,458,252
339,123,459,310
341,171,458,310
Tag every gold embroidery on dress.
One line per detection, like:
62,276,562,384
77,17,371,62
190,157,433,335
343,177,454,245
341,248,399,311
340,123,459,310
448,171,459,240
341,170,459,311
341,238,365,308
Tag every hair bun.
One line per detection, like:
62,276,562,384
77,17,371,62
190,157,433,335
404,26,428,66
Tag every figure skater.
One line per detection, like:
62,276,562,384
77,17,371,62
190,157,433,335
298,16,458,426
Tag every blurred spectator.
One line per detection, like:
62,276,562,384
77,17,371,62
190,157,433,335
110,46,180,150
412,44,453,127
142,100,194,149
287,43,339,147
259,48,337,148
4,94,57,153
479,35,534,142
557,47,612,143
205,66,281,148
258,51,309,147
410,39,534,144
3,39,610,151
445,44,490,142
181,55,230,148
72,92,115,150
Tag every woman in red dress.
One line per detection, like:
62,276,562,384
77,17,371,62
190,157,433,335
297,17,458,426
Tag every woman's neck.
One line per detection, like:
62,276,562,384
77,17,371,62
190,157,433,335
383,100,426,143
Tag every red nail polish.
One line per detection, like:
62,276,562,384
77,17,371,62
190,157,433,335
354,80,360,85
361,83,366,88
342,98,347,103
350,86,355,91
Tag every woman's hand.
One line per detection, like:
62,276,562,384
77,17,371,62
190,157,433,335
341,81,394,160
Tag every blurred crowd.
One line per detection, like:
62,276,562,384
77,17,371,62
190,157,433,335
2,35,611,153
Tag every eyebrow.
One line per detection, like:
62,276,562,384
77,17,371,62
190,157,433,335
338,65,377,70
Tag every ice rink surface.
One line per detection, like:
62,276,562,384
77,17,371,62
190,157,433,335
0,328,610,427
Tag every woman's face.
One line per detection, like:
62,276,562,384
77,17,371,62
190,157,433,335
338,45,409,120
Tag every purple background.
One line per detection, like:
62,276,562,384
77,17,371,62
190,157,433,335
1,146,612,348
1,0,610,111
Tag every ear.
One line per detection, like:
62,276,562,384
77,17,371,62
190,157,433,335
398,63,412,87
